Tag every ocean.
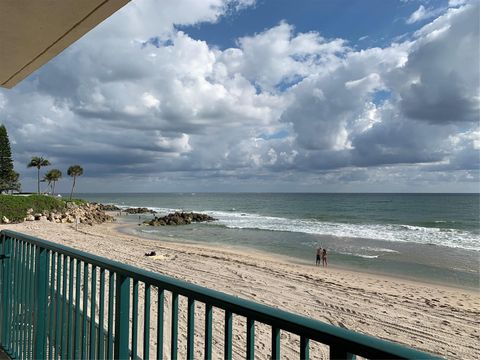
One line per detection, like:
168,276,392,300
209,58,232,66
75,193,480,288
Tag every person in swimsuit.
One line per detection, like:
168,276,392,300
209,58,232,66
322,248,327,267
316,247,322,266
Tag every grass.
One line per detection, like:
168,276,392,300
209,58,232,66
69,198,88,205
0,194,84,223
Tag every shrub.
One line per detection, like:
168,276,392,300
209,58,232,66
0,194,68,223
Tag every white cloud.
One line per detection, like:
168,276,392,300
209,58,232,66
449,0,468,7
0,0,478,192
142,93,160,109
406,5,441,24
400,3,479,123
92,0,257,40
232,22,348,91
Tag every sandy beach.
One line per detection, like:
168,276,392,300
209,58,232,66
1,218,479,359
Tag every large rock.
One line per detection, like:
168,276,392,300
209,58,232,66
44,202,115,225
66,202,76,210
124,207,155,214
96,203,121,211
145,212,216,226
8,201,116,226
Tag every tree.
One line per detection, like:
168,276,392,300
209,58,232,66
27,156,51,194
43,169,62,195
67,165,83,200
0,124,21,193
0,170,20,193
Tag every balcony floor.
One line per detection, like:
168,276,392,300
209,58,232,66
0,348,10,360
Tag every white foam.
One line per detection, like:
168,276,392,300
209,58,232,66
202,210,480,251
338,251,379,259
140,229,161,234
114,204,480,251
118,205,183,214
360,247,399,253
356,254,379,259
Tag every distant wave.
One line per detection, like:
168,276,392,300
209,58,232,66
361,247,399,253
338,252,379,259
140,229,160,234
116,204,480,251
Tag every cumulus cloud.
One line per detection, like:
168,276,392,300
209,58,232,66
399,4,479,123
0,0,478,192
448,0,468,7
233,22,348,91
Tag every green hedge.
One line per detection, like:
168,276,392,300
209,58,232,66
0,195,71,223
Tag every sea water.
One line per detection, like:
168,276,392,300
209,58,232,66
76,193,480,288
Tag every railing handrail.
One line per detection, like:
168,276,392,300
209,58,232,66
1,229,440,359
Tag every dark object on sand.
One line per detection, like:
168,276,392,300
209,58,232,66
144,251,156,257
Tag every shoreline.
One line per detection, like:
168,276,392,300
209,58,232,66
1,218,479,358
117,217,479,292
122,225,478,297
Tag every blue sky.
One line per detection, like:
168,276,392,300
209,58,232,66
0,0,478,193
182,0,449,49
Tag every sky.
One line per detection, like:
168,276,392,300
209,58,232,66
0,0,479,193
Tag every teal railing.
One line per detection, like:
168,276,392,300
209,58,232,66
0,229,440,359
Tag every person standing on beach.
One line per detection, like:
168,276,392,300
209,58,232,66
316,247,322,266
322,248,327,267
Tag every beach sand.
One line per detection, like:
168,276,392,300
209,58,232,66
1,219,478,359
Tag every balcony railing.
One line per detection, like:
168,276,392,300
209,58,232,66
0,229,440,359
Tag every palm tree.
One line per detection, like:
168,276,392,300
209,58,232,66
67,165,83,200
27,156,51,194
43,169,62,195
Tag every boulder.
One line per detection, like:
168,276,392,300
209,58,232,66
96,203,121,211
2,216,10,224
66,202,76,210
36,201,116,225
124,207,155,214
25,215,35,221
145,211,216,226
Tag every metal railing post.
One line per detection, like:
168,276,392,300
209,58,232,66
1,235,12,352
0,234,3,348
330,346,356,360
114,273,130,359
33,246,48,359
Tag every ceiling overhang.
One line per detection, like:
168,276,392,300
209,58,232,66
0,0,130,89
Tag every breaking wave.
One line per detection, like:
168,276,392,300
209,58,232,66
118,205,480,251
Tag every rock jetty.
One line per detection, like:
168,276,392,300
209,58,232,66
24,202,114,226
94,204,154,214
144,212,216,226
96,203,121,211
124,207,155,214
